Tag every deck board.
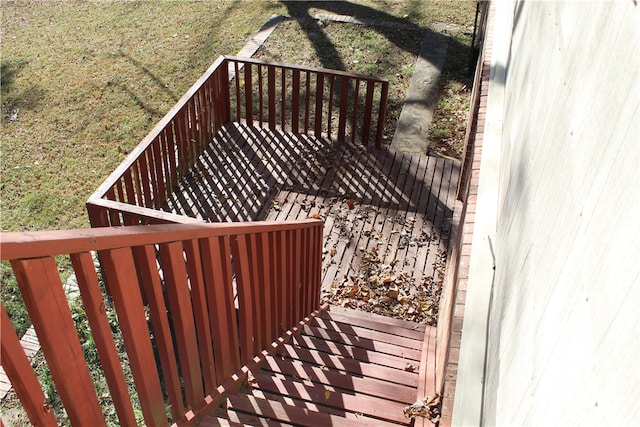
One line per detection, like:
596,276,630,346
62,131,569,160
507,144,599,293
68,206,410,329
164,123,459,307
211,307,435,426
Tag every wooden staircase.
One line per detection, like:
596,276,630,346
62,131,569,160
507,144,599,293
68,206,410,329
196,306,436,426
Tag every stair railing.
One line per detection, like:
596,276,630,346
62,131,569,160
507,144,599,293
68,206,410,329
1,219,323,426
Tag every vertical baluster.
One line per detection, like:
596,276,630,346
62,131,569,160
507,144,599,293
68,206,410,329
115,179,125,203
314,73,325,137
219,60,231,125
71,252,138,427
165,126,178,190
248,233,264,351
268,65,276,129
186,100,198,167
138,152,152,208
304,70,311,134
281,67,286,130
131,161,143,207
200,236,240,384
152,137,166,208
338,76,349,142
1,305,58,427
133,245,184,421
258,232,273,345
234,61,241,122
269,230,279,339
258,64,264,127
123,169,136,205
244,62,253,125
351,79,360,144
291,69,300,133
231,234,256,362
11,257,107,427
100,248,168,427
176,110,188,181
160,127,172,199
183,239,216,395
105,188,122,226
158,242,205,407
328,75,335,138
293,229,302,323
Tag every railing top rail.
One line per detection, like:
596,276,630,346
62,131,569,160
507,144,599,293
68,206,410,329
87,198,206,225
1,219,323,261
224,55,389,83
88,55,229,203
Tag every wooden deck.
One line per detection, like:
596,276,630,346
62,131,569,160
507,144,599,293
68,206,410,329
164,122,460,296
196,305,436,426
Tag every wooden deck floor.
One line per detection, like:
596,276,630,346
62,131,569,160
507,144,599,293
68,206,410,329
195,305,436,426
164,123,460,298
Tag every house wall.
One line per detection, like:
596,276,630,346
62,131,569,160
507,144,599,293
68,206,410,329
483,1,640,425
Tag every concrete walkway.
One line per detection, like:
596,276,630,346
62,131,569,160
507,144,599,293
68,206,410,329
391,31,449,153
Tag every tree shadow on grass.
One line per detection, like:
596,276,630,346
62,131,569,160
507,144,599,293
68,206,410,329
1,60,45,123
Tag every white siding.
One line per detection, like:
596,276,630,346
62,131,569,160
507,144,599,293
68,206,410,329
484,1,640,426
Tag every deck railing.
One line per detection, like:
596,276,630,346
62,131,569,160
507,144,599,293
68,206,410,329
1,220,323,426
87,56,388,228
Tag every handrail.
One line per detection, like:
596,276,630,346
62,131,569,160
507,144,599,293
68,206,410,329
1,220,323,426
1,220,322,260
87,56,388,228
88,56,230,208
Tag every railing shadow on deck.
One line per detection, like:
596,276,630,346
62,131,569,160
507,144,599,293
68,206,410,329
161,122,458,245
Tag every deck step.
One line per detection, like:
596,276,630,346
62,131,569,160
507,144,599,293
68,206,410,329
215,306,433,426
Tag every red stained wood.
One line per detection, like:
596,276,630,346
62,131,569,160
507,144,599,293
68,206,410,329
131,161,143,206
280,67,286,129
99,248,168,426
231,233,257,362
291,69,300,133
302,324,421,361
244,62,253,123
314,73,324,136
0,305,58,427
261,355,416,404
183,239,217,395
320,308,425,338
234,61,241,122
227,393,367,427
257,64,264,126
351,78,360,144
152,137,166,207
200,235,241,384
277,343,419,387
304,71,311,134
309,316,423,350
267,66,276,128
338,76,349,142
165,126,179,190
134,244,185,421
11,258,106,426
252,373,410,424
70,252,138,427
159,241,205,407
